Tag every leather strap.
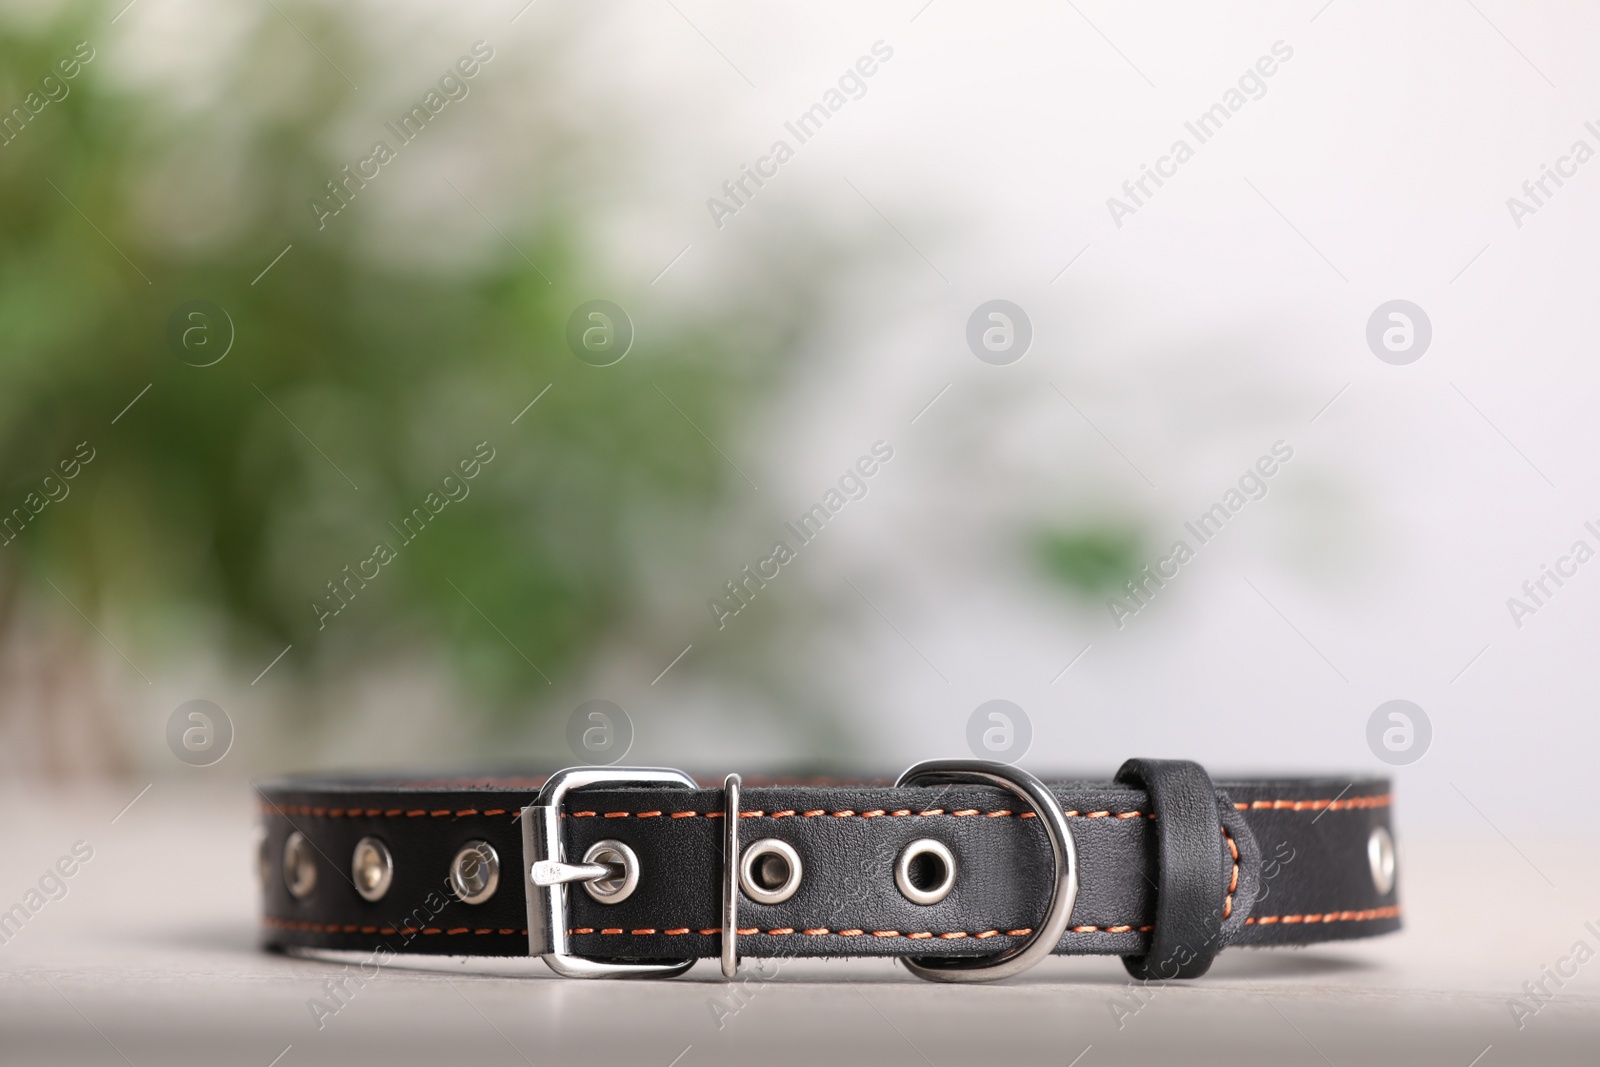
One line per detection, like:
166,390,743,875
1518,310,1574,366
256,766,1400,977
1113,758,1229,979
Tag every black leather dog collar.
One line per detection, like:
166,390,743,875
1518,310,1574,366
257,759,1400,982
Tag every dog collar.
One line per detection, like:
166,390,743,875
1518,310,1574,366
257,758,1399,983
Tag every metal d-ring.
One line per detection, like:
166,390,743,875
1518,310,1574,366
721,773,741,979
894,759,1078,983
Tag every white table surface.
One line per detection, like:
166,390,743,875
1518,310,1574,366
1,783,1595,1066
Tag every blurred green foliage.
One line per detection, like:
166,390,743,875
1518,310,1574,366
0,4,832,725
1035,525,1142,597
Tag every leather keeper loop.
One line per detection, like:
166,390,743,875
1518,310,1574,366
1114,758,1228,980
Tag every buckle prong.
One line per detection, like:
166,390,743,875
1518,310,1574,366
530,859,625,887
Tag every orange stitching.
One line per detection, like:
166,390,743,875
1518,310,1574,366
569,926,1044,940
261,804,1143,820
259,793,1391,821
1247,906,1400,925
554,921,1271,939
260,803,522,819
1221,826,1240,921
1234,795,1392,812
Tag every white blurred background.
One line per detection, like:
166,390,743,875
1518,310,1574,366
6,0,1597,842
2,4,1597,1061
528,0,1599,833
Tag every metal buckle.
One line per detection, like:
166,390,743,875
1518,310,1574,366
720,773,742,979
894,759,1079,983
522,766,698,978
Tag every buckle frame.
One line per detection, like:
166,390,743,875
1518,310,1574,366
522,765,698,978
894,759,1079,982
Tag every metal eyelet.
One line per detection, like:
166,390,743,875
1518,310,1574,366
739,838,802,905
283,831,317,899
896,839,956,905
1368,826,1396,895
450,841,500,904
352,837,394,902
580,840,640,904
